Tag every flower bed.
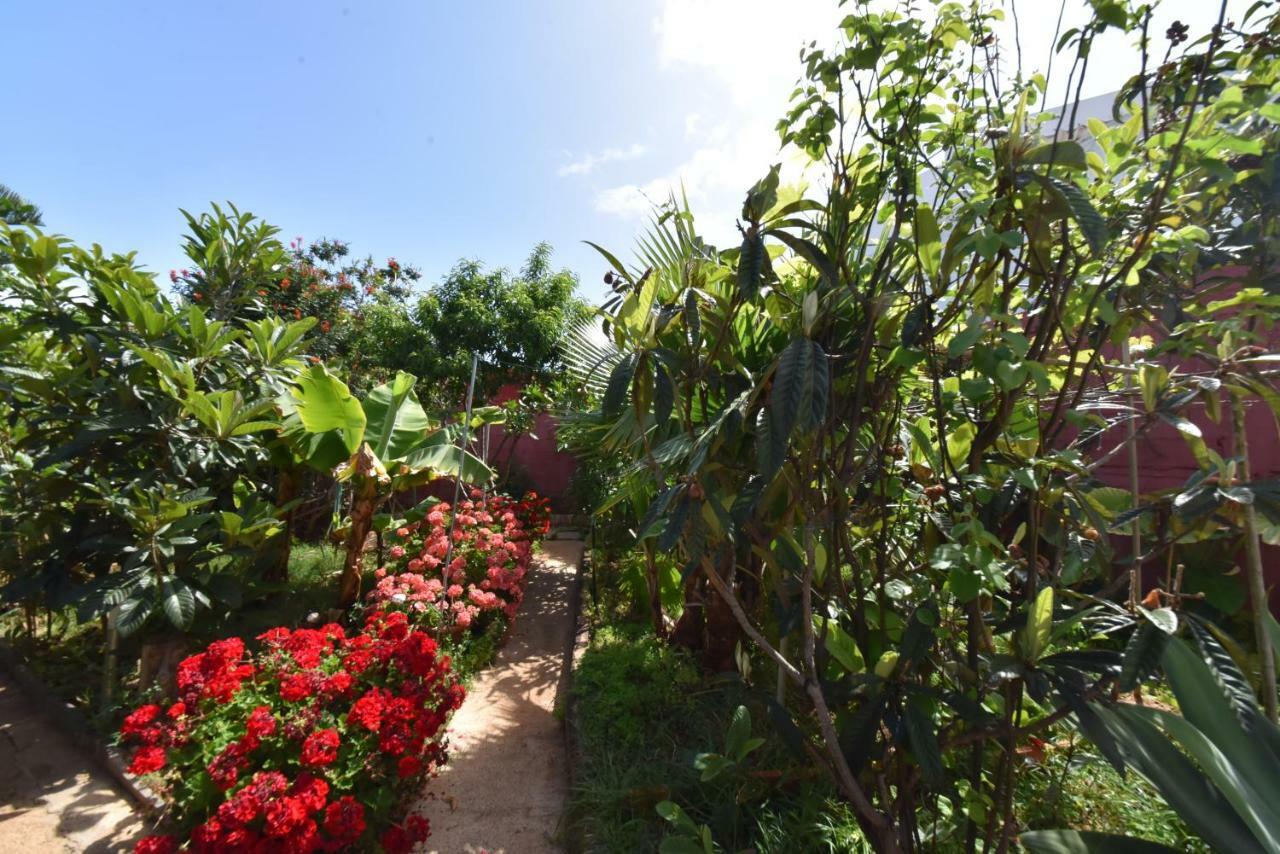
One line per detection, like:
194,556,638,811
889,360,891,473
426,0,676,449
120,491,551,853
369,490,551,634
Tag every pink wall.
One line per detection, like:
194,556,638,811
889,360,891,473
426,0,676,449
1091,273,1280,610
418,384,578,511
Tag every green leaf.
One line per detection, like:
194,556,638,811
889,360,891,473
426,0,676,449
816,616,864,673
772,336,813,446
742,163,781,221
905,693,945,787
114,597,154,637
1026,173,1108,254
737,231,766,299
283,365,367,469
1018,830,1180,853
1091,704,1259,853
399,429,493,484
654,363,675,427
362,372,433,462
1119,622,1167,691
602,353,637,417
767,229,841,290
161,578,195,630
1021,586,1053,662
1021,140,1088,170
1138,606,1178,635
725,705,752,759
1137,364,1167,413
1139,704,1280,851
914,205,941,280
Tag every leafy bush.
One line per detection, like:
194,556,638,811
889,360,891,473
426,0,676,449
120,611,464,853
0,221,314,636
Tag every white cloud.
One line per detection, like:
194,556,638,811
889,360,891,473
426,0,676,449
594,0,1246,250
557,143,647,177
594,0,839,246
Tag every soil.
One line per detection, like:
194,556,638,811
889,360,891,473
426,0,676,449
415,538,583,854
0,674,147,853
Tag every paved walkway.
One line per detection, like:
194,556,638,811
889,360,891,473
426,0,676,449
0,674,145,853
417,538,583,854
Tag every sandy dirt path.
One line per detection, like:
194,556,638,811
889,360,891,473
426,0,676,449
416,538,583,854
0,674,146,853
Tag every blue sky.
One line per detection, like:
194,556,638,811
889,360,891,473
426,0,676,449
6,1,1243,303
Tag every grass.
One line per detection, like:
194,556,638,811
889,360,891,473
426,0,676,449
1015,737,1209,852
566,620,867,853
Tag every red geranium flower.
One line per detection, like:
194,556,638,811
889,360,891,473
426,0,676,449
134,834,179,854
300,729,340,767
246,706,276,740
322,795,366,841
128,745,166,776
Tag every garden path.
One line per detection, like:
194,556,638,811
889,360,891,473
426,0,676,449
0,673,146,852
415,537,583,854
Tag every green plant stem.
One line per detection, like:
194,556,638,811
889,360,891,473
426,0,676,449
1231,393,1278,722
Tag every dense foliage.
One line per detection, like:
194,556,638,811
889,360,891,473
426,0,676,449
0,224,313,636
564,2,1280,851
337,242,591,407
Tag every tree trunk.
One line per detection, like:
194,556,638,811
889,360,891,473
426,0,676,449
338,447,385,607
669,571,704,651
702,548,741,672
264,468,301,584
643,541,666,638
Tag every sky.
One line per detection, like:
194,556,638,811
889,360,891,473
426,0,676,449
5,0,1247,304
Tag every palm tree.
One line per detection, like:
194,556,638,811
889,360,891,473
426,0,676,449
0,184,43,227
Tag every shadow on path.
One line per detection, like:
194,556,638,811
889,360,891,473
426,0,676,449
0,676,146,853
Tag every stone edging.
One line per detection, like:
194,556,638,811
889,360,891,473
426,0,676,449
0,638,166,817
558,543,593,853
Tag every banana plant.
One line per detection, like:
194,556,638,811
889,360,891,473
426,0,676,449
1022,615,1280,854
280,366,492,606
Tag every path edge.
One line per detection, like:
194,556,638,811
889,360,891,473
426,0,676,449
557,540,593,854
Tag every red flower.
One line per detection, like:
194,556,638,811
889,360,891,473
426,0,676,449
279,672,315,702
246,706,276,739
322,795,366,841
122,704,161,733
128,745,166,775
323,670,353,697
291,772,330,812
397,755,423,779
217,785,262,825
300,729,340,767
348,688,387,732
134,834,178,854
264,795,309,838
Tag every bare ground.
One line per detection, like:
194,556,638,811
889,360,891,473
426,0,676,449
415,538,583,854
